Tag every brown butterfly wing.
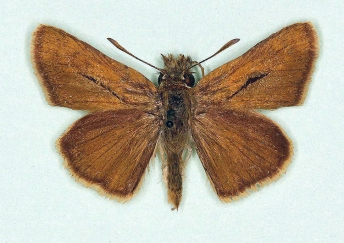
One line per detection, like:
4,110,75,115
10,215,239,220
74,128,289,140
59,110,160,200
193,22,318,111
32,25,161,200
32,25,158,112
191,110,291,200
191,23,318,200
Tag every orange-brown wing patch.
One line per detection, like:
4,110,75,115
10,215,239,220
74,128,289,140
191,109,291,201
193,22,318,111
32,25,158,112
58,110,160,200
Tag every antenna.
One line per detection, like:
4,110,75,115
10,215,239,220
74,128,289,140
107,38,164,72
188,38,240,71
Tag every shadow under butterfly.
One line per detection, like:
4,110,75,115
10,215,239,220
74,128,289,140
31,22,318,210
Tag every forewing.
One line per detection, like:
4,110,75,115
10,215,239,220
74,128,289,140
58,110,160,200
193,22,318,111
32,25,158,111
191,110,291,200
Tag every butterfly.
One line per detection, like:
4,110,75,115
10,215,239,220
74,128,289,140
32,22,318,210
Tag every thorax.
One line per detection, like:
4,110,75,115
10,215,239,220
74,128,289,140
158,84,192,153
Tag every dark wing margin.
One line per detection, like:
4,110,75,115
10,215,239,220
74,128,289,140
193,22,318,111
58,110,160,201
191,110,291,201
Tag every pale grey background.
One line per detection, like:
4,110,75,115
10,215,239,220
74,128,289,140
1,1,343,242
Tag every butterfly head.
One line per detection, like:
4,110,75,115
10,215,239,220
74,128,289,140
158,54,195,88
108,38,240,89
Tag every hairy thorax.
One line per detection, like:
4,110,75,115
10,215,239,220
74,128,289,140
159,84,191,154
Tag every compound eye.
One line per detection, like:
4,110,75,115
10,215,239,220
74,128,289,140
183,73,195,87
158,73,164,85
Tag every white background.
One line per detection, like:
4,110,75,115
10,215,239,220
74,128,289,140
1,1,343,242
